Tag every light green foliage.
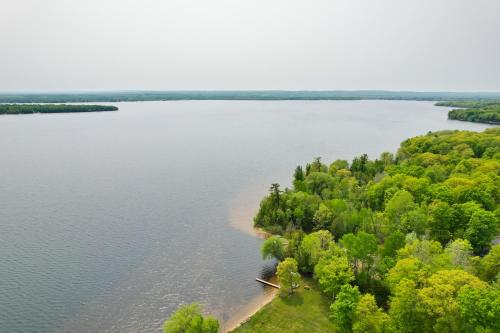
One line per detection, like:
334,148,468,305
458,286,500,332
305,172,334,197
380,152,394,167
298,230,333,272
312,203,334,230
312,230,334,249
261,235,286,261
389,279,422,333
277,258,301,294
201,318,219,333
386,257,429,291
384,190,416,230
330,284,361,333
307,157,328,174
353,294,392,333
329,159,350,173
163,303,219,333
299,233,322,272
397,239,449,269
340,232,378,272
416,270,487,332
314,254,354,298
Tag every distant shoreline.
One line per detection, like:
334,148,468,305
0,104,118,115
1,90,500,103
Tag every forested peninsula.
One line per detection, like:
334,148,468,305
240,128,499,333
437,101,500,124
0,104,118,114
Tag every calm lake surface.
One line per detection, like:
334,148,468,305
0,100,492,332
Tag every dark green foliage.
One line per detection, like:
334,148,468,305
0,104,118,114
436,101,500,108
350,154,384,184
445,102,500,124
464,210,497,255
477,244,500,281
437,100,500,124
381,231,406,257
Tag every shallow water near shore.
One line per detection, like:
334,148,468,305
0,100,492,332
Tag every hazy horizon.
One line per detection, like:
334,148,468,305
2,89,500,94
1,0,500,91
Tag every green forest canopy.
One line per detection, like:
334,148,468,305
436,101,500,124
254,128,499,333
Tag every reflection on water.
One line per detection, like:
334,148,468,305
259,263,278,281
0,100,492,332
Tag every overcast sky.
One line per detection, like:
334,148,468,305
1,0,499,92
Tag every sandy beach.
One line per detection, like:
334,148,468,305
224,182,277,332
222,283,278,332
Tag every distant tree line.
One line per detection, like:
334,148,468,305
437,101,500,124
0,104,118,114
1,91,500,103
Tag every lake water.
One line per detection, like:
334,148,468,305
0,100,491,332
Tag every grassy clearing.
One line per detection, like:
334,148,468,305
231,278,335,333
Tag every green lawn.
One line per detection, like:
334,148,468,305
231,278,335,333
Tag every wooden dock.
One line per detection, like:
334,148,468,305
256,278,280,289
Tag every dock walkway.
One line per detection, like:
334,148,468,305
255,278,280,289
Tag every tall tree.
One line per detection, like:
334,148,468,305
314,254,354,299
341,232,378,275
277,258,300,295
389,279,422,333
269,183,282,207
261,235,286,261
464,209,497,254
330,284,361,333
353,294,391,333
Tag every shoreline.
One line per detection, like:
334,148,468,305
222,284,278,332
228,182,272,239
224,183,277,332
